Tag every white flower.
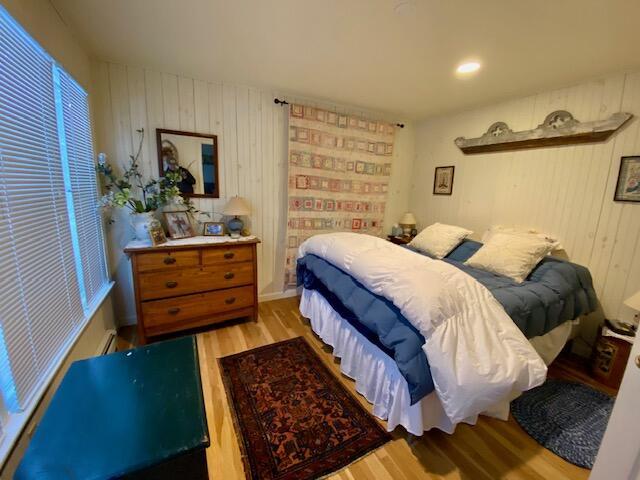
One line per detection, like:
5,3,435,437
97,153,107,166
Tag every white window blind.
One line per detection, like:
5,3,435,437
55,68,109,312
0,5,110,459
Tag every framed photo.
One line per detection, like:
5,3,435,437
163,211,194,239
203,221,225,236
614,156,640,202
433,166,455,195
148,222,167,246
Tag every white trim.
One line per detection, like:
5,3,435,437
0,282,114,468
259,288,300,303
94,329,118,356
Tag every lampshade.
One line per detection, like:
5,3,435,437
400,212,416,225
624,290,640,311
222,196,251,216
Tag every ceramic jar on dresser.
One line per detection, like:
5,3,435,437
125,237,260,344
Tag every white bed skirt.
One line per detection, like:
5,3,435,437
299,287,573,435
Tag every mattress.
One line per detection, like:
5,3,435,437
297,239,597,405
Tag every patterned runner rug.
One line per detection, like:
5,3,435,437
219,337,391,480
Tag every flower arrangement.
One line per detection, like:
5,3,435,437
97,128,182,215
97,128,199,221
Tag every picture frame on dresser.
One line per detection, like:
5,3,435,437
164,211,194,239
149,222,167,246
203,221,225,236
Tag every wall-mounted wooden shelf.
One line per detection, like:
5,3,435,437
455,110,632,154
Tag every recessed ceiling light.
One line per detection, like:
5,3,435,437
393,0,416,16
456,61,481,75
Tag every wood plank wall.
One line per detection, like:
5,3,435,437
90,61,414,324
412,72,640,339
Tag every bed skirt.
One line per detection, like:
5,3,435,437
299,288,574,435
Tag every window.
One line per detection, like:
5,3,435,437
0,6,110,459
55,68,110,311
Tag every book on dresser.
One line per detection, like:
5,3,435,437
125,236,260,344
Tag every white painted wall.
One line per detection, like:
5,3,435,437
91,61,414,324
1,0,91,89
411,72,640,349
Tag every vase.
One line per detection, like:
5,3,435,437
131,212,155,241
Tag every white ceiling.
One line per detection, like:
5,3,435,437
51,0,640,120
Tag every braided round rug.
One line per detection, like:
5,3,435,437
511,379,615,469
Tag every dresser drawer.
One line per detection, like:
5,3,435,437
138,262,254,301
202,244,253,265
141,286,255,328
136,249,200,273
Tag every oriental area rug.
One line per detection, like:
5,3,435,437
219,337,391,480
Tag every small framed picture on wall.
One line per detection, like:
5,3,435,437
433,166,455,195
614,156,640,202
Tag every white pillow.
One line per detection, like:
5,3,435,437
409,223,473,259
465,232,555,283
482,225,562,251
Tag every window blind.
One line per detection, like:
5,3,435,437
0,5,110,457
55,68,110,312
0,8,85,411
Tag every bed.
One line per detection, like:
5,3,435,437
296,233,597,434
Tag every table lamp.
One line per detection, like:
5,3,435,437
399,212,416,236
222,196,251,238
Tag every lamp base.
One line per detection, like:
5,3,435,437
227,216,244,238
399,223,415,236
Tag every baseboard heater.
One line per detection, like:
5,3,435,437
95,329,118,356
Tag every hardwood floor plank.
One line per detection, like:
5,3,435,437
119,296,601,479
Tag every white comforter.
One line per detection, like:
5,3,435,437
298,232,547,423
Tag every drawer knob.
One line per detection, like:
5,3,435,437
163,257,176,265
224,252,235,259
225,297,236,305
168,307,181,315
224,272,235,280
165,281,178,288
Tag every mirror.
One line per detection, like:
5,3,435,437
156,129,219,198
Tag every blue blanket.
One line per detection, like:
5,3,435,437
409,240,598,338
297,254,434,404
297,240,597,405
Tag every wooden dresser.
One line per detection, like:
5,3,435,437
125,237,260,344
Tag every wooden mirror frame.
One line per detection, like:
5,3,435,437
156,128,220,198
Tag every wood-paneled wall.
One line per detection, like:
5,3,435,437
90,61,414,324
412,72,640,340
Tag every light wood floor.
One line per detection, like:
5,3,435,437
120,297,603,480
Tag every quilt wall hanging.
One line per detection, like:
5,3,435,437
284,104,396,286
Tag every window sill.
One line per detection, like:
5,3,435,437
0,281,115,469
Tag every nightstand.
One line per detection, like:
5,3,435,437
591,319,635,389
387,235,414,245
